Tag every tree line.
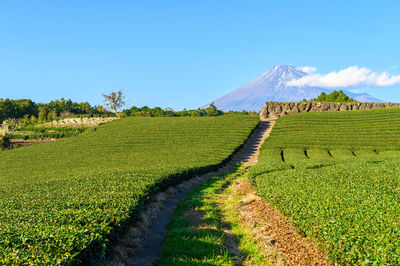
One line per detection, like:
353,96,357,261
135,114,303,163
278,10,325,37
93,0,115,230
122,102,224,117
0,98,108,124
0,97,229,126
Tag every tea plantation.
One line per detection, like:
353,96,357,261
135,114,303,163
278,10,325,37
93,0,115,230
263,106,400,150
249,107,400,264
0,115,259,264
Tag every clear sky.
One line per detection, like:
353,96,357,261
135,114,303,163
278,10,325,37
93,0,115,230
1,0,400,109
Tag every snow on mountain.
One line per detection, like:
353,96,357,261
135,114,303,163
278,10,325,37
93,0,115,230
204,65,382,112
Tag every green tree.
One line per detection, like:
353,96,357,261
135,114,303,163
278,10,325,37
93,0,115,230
205,102,223,116
78,102,92,114
308,90,356,103
38,106,49,122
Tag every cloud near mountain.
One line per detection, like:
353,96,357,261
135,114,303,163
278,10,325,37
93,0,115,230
288,66,400,88
204,65,383,112
296,66,317,74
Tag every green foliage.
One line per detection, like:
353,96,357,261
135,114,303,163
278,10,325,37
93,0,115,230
256,155,400,264
304,90,357,103
250,107,400,264
17,126,87,133
0,115,259,264
0,97,109,124
282,148,310,168
306,148,333,161
248,148,290,185
123,103,224,117
41,98,106,117
0,99,37,123
0,124,12,149
264,107,400,150
1,97,229,127
329,148,355,159
7,127,87,142
0,131,9,149
8,132,79,140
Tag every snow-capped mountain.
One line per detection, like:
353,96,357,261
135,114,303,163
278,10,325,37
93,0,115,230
204,65,382,112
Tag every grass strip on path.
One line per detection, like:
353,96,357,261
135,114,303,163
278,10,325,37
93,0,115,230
157,165,272,265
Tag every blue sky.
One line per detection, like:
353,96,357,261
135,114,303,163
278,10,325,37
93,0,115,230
1,0,400,109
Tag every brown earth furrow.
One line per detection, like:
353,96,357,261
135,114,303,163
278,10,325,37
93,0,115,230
232,178,332,265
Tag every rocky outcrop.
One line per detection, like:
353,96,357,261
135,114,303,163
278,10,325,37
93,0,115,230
260,102,400,119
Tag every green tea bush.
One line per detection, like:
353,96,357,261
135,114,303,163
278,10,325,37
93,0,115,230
8,132,79,140
248,148,290,185
306,148,333,161
18,126,87,133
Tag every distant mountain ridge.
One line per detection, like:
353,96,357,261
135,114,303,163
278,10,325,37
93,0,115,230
204,65,382,112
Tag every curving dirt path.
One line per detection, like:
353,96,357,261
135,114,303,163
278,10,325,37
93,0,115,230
103,120,275,266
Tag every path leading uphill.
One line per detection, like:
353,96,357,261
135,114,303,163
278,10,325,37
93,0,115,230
103,119,275,266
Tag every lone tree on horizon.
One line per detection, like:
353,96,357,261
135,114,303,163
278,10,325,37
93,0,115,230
102,90,126,118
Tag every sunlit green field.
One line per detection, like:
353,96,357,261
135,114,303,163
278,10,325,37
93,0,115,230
0,115,259,264
250,108,400,264
264,107,400,150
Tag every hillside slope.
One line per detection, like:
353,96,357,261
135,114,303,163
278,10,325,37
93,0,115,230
249,108,400,264
0,115,259,264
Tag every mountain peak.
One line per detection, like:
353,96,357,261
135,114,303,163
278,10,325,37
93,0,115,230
256,65,306,86
272,64,301,71
203,65,382,111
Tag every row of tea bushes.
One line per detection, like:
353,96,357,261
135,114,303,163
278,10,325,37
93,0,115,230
250,108,400,264
0,115,259,264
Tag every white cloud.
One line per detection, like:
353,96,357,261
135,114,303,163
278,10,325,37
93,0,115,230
287,66,400,88
296,66,317,74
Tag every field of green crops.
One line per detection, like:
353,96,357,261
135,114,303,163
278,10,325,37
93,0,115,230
0,115,259,264
250,107,400,264
264,106,400,150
